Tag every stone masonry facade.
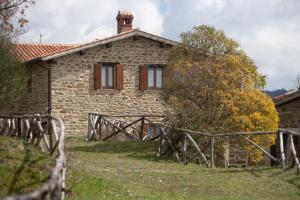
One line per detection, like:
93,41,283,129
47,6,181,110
20,63,49,114
276,97,300,153
50,37,172,135
276,98,300,128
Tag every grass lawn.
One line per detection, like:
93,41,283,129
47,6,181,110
0,136,54,198
66,137,300,200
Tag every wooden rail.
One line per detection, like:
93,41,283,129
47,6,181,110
86,113,300,174
87,113,182,162
87,113,165,142
159,127,300,174
0,114,66,200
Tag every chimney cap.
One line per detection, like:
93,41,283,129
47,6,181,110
116,10,134,34
116,10,134,20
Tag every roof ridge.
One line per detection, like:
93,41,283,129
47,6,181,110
92,28,139,42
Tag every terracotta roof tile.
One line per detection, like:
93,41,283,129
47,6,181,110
273,89,300,106
15,43,79,62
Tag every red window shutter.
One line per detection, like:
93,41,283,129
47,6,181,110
115,64,124,90
139,65,148,91
94,63,102,90
143,124,149,134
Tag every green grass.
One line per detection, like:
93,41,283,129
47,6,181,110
66,137,300,200
0,136,54,198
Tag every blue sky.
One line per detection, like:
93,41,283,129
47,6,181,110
18,0,300,90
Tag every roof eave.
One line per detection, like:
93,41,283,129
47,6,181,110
41,30,178,61
274,93,300,107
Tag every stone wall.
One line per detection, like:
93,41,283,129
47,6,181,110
276,98,300,128
19,63,49,114
276,98,300,154
51,37,172,135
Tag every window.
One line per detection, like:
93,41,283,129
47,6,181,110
101,64,114,88
94,63,123,90
148,66,163,89
147,124,161,138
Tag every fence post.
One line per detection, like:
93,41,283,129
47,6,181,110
278,131,286,168
289,133,300,174
87,113,91,141
139,116,145,140
158,133,163,157
98,114,102,140
48,115,53,152
183,133,187,164
210,136,215,168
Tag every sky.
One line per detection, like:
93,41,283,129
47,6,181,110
18,0,300,90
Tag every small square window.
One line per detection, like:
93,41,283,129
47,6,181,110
148,65,163,89
147,124,161,138
101,64,114,88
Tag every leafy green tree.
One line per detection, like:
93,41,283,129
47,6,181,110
0,35,27,113
0,1,35,112
165,25,278,164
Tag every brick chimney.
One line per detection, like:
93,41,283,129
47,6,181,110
116,11,134,34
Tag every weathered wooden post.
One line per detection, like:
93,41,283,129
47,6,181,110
87,113,91,141
139,116,145,140
186,133,209,167
210,136,215,168
278,131,286,168
183,133,187,164
289,133,300,174
224,136,230,168
49,116,54,152
98,114,102,140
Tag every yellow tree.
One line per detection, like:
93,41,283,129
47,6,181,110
165,25,278,164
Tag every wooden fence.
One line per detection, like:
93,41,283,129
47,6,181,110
87,113,164,141
0,114,66,200
87,113,300,174
158,127,300,174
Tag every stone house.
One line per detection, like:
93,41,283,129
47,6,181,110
273,89,300,155
15,11,178,135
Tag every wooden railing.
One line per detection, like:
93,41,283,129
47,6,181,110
87,113,300,174
87,113,164,141
158,126,300,174
0,114,66,200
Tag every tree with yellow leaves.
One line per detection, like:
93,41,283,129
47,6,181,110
165,25,278,165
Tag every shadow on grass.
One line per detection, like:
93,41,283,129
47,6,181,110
5,140,50,196
7,140,31,195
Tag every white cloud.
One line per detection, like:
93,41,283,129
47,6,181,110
239,25,300,89
18,0,163,43
194,0,226,13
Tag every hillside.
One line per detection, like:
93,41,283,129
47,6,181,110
265,89,288,97
0,137,54,198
